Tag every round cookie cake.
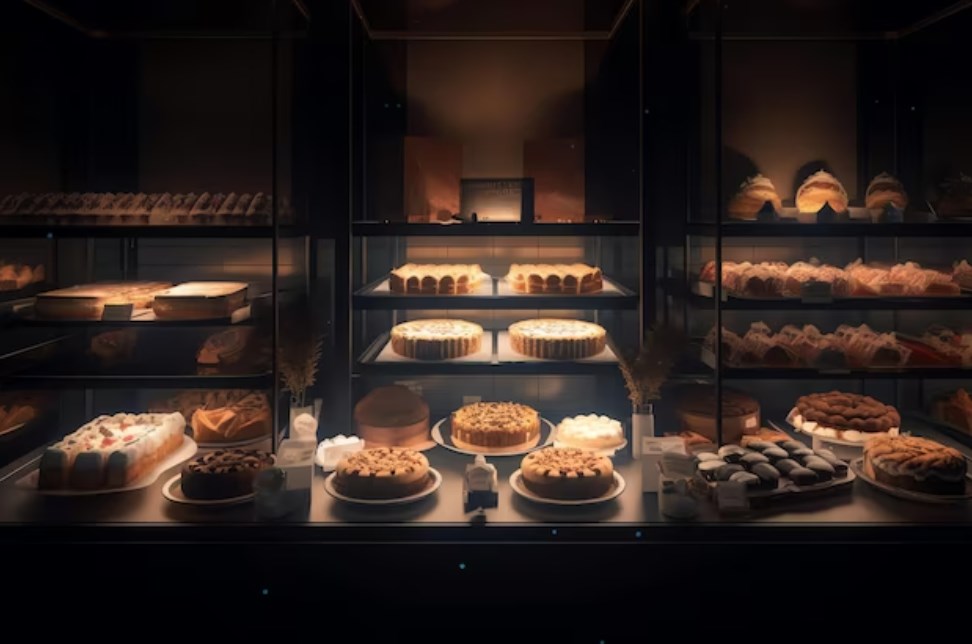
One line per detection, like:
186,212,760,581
520,447,615,500
555,414,625,451
180,449,274,500
450,401,540,450
333,447,431,500
787,391,900,443
863,434,967,495
354,385,431,448
508,318,607,360
390,319,483,360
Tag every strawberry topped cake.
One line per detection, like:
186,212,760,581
38,412,186,490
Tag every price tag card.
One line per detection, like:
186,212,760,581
101,303,134,321
801,280,833,304
715,481,750,513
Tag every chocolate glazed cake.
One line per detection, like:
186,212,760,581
180,449,274,500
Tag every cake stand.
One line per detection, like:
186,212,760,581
431,417,554,456
508,469,626,506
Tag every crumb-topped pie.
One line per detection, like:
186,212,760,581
520,447,614,500
451,402,541,449
864,435,966,495
333,447,431,499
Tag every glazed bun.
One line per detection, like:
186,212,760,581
866,172,908,211
796,170,849,214
727,174,783,220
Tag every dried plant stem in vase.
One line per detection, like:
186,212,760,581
618,326,685,457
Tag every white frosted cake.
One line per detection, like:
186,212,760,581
555,414,625,451
38,412,186,490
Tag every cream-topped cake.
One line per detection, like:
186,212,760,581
506,264,602,294
38,412,186,490
555,414,625,450
509,318,607,360
390,319,483,360
389,263,487,294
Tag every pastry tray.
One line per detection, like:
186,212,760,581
693,279,972,306
14,302,253,326
353,275,637,310
359,331,622,373
698,464,855,507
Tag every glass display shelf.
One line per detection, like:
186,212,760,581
352,221,639,237
686,221,972,238
353,275,637,310
1,369,272,390
689,293,972,311
2,417,972,542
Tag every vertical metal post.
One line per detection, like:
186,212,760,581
713,0,724,447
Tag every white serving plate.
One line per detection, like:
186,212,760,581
16,436,198,496
552,438,627,457
851,458,972,505
161,474,256,506
431,417,554,456
509,469,626,506
323,468,442,506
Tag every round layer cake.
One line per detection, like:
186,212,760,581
509,319,606,360
333,447,431,500
180,449,274,500
520,447,614,500
451,402,540,449
788,391,900,443
796,170,849,214
555,414,625,451
675,384,761,444
864,434,967,495
390,319,483,360
354,385,431,448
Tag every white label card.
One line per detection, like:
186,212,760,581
101,303,134,320
715,481,750,513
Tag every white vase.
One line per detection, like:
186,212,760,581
289,403,314,436
631,404,655,460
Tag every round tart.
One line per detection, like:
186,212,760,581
796,170,849,214
390,319,483,360
180,449,274,500
864,435,967,495
788,391,900,443
506,263,602,294
508,318,607,360
333,447,431,500
555,414,625,450
389,263,486,295
451,402,540,449
520,447,614,500
353,385,431,448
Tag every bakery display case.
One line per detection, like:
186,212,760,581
659,0,972,520
0,0,310,492
4,0,972,550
